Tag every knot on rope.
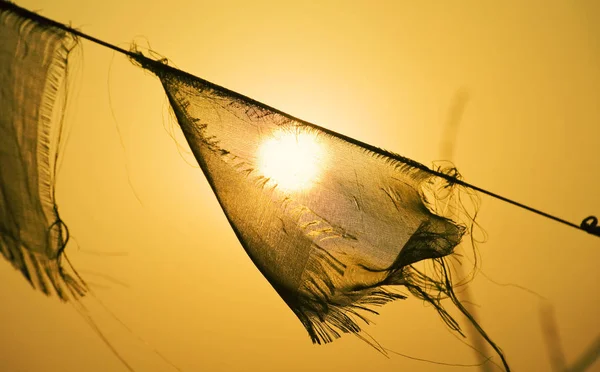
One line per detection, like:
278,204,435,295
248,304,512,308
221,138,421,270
580,216,600,237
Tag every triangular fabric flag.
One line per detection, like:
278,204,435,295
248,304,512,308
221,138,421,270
133,55,474,348
0,3,84,300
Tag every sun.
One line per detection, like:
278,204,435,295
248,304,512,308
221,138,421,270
257,128,325,192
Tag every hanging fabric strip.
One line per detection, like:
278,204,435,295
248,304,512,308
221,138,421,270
0,2,85,301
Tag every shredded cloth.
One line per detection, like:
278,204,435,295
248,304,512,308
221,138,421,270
133,54,487,351
0,5,84,300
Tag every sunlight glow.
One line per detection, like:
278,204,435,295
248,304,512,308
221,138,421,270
258,128,324,192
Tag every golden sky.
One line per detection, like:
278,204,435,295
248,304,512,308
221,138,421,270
1,1,599,371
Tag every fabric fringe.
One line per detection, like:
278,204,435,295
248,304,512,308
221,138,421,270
0,3,86,302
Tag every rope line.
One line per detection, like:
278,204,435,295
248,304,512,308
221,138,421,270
2,0,598,239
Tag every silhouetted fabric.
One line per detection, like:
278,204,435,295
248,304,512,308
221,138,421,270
0,5,84,300
0,3,510,368
133,55,468,348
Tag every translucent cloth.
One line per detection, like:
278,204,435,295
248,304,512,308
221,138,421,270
134,56,468,347
0,4,84,300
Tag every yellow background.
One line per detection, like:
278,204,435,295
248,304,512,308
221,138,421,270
1,1,599,371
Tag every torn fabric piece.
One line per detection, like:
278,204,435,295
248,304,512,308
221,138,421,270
0,4,84,300
134,55,469,347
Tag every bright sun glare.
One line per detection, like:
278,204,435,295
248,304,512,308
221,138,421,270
258,128,324,192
